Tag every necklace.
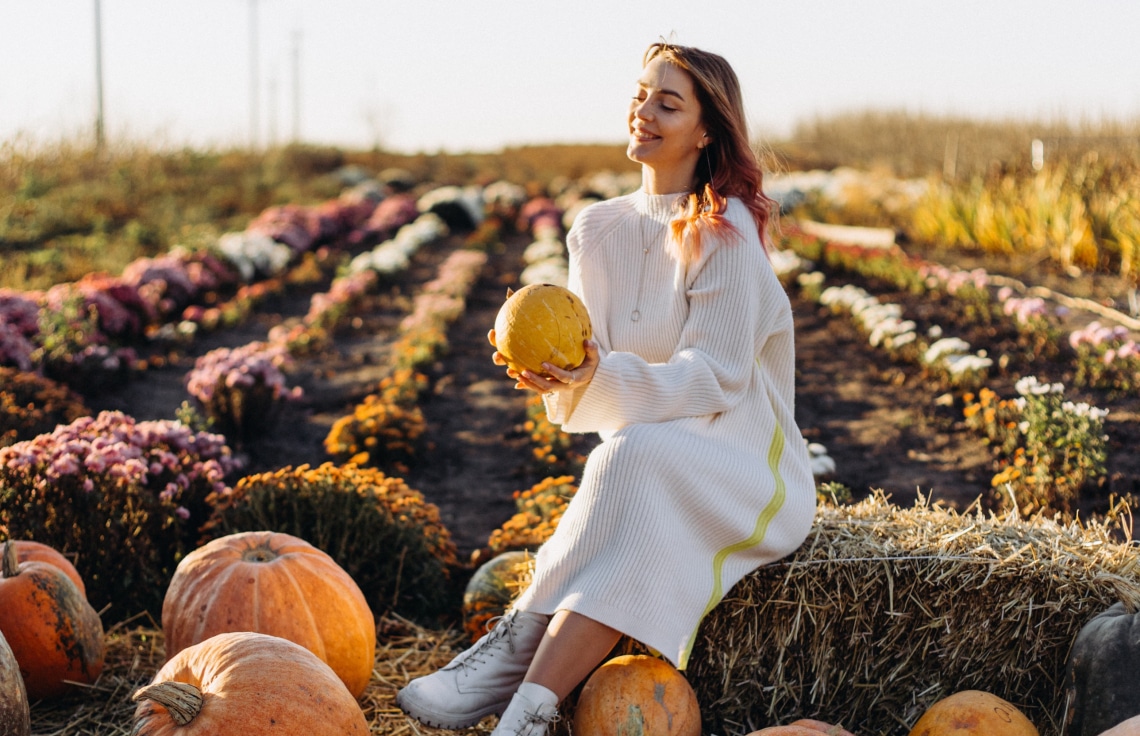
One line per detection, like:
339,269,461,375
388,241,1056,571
630,213,656,322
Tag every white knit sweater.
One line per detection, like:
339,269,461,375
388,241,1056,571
513,188,817,669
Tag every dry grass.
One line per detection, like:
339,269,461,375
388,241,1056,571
687,491,1139,736
30,615,495,736
32,492,1138,736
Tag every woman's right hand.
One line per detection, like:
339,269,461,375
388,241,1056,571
488,329,597,395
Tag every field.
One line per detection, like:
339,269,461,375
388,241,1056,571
2,114,1140,735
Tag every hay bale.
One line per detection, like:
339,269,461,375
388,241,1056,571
686,492,1140,736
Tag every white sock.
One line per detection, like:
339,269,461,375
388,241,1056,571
516,681,559,707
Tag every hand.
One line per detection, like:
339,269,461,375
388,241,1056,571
489,330,599,395
525,339,599,395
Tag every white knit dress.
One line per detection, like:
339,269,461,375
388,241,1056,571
512,188,817,669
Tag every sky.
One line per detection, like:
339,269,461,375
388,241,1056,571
2,0,1139,154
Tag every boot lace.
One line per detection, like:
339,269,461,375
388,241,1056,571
518,706,559,736
454,609,522,670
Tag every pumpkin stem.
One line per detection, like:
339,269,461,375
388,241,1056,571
1,540,16,578
132,681,203,726
242,543,279,563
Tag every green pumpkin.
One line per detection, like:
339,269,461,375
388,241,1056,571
1063,601,1140,736
461,550,532,642
0,628,30,736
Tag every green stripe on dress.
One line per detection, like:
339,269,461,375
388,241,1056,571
678,421,786,670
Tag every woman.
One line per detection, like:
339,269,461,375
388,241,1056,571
398,41,817,736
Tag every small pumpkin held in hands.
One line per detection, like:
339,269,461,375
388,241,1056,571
0,540,105,700
161,530,376,698
492,283,592,376
132,631,368,736
573,654,701,736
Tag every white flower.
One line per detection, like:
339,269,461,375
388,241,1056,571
768,249,804,276
810,454,837,477
520,259,569,287
1062,401,1109,420
523,238,566,264
943,353,993,375
796,271,825,287
923,337,971,364
1015,376,1064,396
886,331,917,348
868,317,915,347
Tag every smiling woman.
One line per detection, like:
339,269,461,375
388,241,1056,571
396,41,815,736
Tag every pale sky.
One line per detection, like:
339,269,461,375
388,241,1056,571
3,0,1139,154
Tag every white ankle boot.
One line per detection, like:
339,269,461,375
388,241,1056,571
490,683,560,736
396,609,550,729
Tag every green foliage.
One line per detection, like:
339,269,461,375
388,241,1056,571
963,379,1108,517
816,481,854,506
204,462,461,624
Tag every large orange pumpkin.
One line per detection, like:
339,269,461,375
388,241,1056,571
492,283,592,376
0,629,30,736
161,530,376,698
0,540,105,700
908,690,1038,736
10,540,85,597
132,631,368,735
573,654,701,736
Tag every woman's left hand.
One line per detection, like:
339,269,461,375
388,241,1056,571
522,339,600,395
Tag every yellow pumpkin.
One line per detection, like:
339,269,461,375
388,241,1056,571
492,283,592,376
573,654,701,736
908,690,1038,736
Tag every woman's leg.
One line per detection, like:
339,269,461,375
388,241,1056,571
523,609,622,699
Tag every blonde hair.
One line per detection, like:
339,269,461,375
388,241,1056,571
642,42,777,264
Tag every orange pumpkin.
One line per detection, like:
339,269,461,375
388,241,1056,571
0,540,105,700
161,531,376,698
492,283,592,376
573,654,701,736
132,631,368,735
10,540,85,597
0,629,30,736
748,720,857,735
908,690,1038,736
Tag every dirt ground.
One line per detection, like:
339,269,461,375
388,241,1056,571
88,228,1140,558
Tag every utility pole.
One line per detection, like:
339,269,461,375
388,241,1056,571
94,0,105,151
291,29,301,143
249,0,259,150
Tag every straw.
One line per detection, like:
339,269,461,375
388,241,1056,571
685,491,1139,736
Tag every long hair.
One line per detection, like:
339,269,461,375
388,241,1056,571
642,42,778,264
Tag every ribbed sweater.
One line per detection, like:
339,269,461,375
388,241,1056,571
512,188,817,669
